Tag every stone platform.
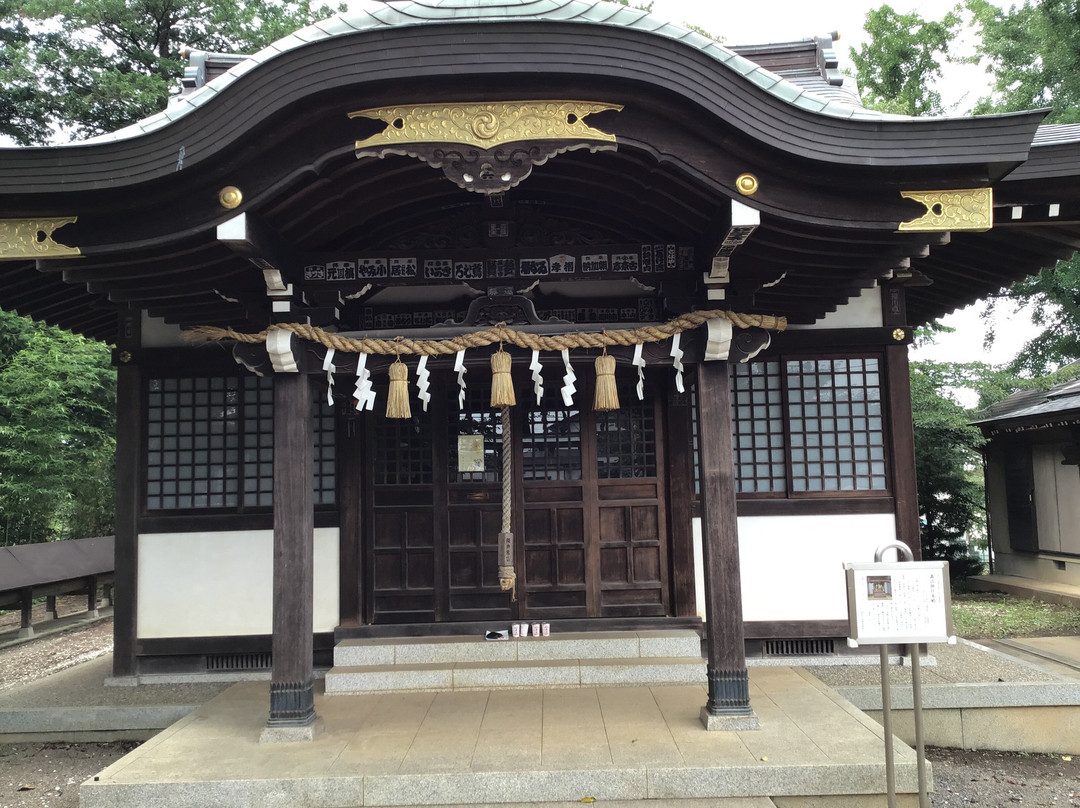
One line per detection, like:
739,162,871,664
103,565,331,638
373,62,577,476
79,666,923,808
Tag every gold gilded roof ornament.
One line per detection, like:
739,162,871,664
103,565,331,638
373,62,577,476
0,217,81,260
350,101,622,151
349,101,623,195
219,186,243,210
735,173,759,196
898,188,992,232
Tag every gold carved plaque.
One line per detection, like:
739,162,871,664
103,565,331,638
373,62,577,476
0,217,81,260
350,101,622,151
898,189,993,232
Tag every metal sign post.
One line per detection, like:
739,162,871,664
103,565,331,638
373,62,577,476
845,542,955,808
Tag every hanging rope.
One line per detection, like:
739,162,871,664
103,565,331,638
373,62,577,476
183,309,786,355
497,405,516,601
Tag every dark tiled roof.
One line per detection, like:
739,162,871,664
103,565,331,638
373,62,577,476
975,364,1080,427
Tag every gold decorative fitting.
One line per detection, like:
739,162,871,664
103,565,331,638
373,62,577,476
898,188,992,232
218,186,243,210
349,101,622,151
0,217,81,260
735,174,759,196
119,351,132,363
892,328,906,342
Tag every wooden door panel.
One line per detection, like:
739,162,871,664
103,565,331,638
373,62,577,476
447,504,510,618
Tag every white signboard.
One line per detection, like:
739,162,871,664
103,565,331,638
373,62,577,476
844,561,955,646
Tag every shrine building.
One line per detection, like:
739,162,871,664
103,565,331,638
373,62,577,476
1,0,1078,735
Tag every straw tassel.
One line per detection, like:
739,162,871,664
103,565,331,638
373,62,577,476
593,351,620,411
490,347,516,408
385,357,411,419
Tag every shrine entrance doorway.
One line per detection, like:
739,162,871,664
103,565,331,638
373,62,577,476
359,371,671,625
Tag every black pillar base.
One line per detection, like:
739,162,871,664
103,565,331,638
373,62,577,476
267,677,317,727
701,667,759,731
706,668,753,716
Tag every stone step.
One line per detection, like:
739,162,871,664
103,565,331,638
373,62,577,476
332,629,702,667
324,656,706,694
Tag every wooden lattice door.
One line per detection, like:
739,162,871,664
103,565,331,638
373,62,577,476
519,379,670,620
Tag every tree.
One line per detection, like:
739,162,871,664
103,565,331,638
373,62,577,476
968,0,1080,124
0,310,116,545
849,4,960,116
965,0,1080,376
984,256,1080,377
909,360,988,579
1,0,344,144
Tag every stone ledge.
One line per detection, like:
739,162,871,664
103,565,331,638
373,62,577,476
837,681,1080,710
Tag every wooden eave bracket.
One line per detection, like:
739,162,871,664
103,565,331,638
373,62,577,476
705,199,760,302
0,218,81,261
217,212,297,291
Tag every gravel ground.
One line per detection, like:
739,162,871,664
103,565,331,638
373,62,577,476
1,614,1079,807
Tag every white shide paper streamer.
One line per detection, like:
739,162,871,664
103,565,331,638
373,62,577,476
632,342,646,401
560,349,577,407
415,354,431,412
454,349,468,410
322,348,336,407
530,349,544,405
670,332,685,394
352,353,376,411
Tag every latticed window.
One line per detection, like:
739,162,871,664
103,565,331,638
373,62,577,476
373,414,432,486
596,395,656,479
451,384,503,483
522,389,581,481
146,376,336,510
730,356,889,496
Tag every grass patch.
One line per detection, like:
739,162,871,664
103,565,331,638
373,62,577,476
951,592,1080,639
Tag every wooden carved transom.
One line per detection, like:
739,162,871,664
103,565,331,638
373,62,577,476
350,101,622,195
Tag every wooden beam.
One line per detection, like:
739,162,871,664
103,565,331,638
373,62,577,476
696,360,757,729
218,211,299,291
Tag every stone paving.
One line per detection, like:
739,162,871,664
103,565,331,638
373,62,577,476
78,667,921,808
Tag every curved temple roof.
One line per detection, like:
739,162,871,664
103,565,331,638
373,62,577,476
91,0,898,147
0,0,1077,342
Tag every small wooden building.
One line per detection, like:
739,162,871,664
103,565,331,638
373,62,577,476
975,370,1080,591
2,0,1079,732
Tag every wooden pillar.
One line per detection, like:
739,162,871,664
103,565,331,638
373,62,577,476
886,344,921,559
19,587,34,638
113,357,141,678
45,595,58,620
337,409,363,627
86,575,100,618
263,370,319,741
696,360,758,730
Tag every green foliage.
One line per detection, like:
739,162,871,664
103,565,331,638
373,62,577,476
963,0,1080,373
909,360,987,579
1,0,344,144
951,592,1080,638
968,0,1080,123
0,310,116,545
849,4,960,116
983,255,1080,378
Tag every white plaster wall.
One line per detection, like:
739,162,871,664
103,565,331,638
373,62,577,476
137,528,339,638
786,285,883,330
693,513,898,621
